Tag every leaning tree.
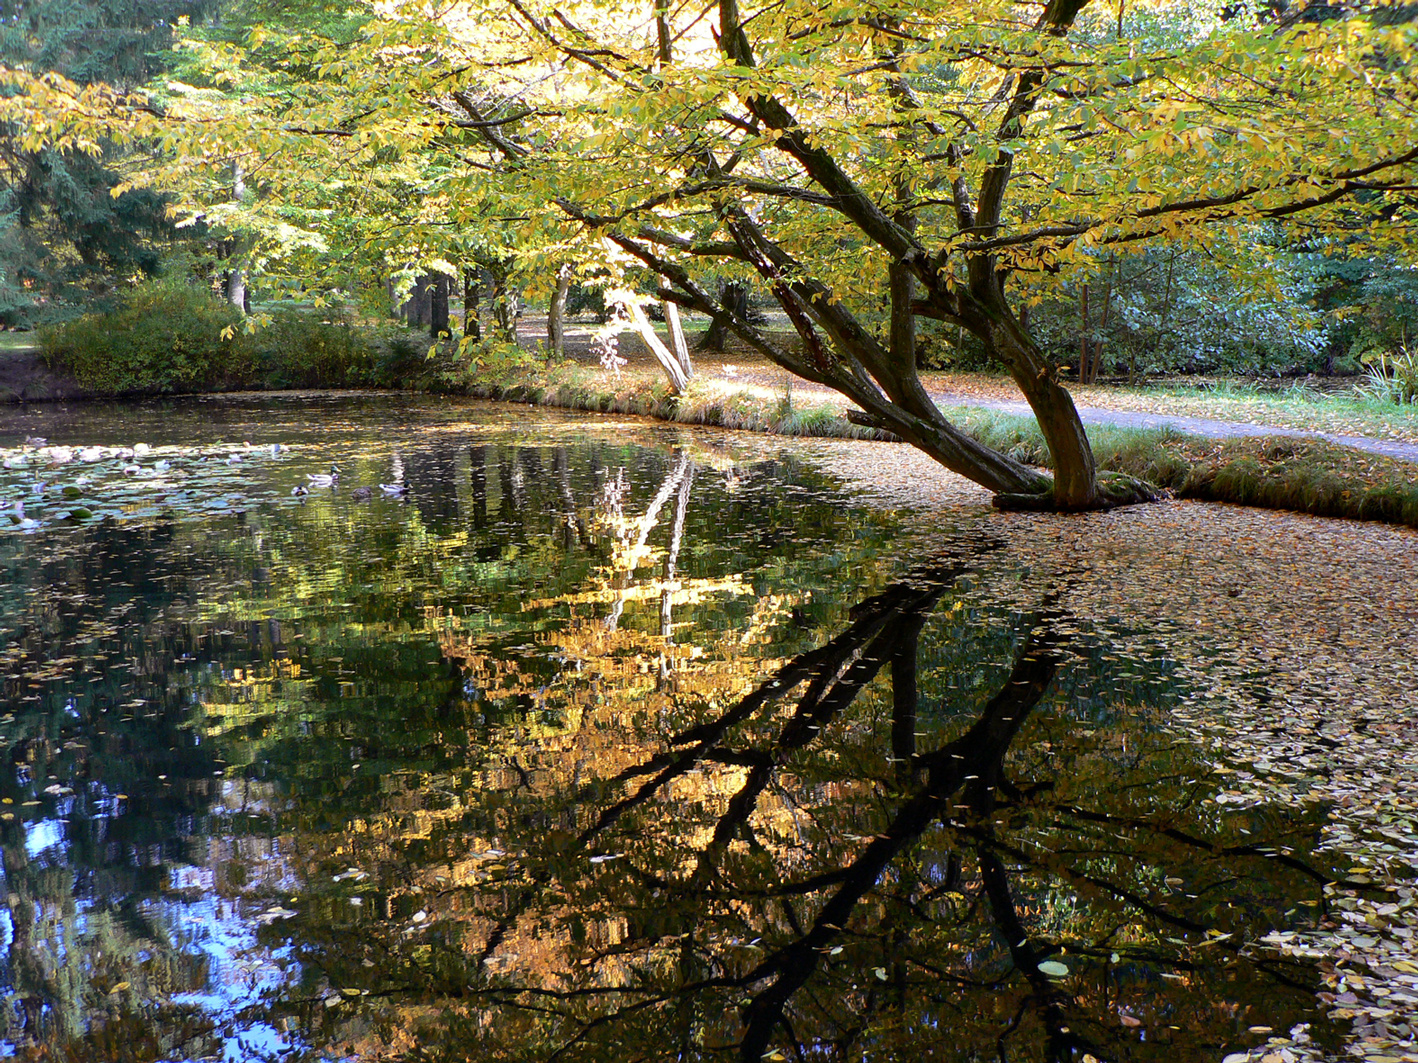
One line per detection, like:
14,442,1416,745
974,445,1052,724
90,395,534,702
457,0,1418,509
5,0,1416,509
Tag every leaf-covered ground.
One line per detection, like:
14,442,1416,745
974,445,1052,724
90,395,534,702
756,433,1418,1063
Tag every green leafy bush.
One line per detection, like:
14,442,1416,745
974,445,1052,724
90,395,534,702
247,310,377,388
372,329,430,387
39,284,254,393
37,284,422,393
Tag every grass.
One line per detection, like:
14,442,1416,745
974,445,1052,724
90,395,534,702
942,406,1418,526
463,364,886,440
1071,375,1418,443
0,332,38,356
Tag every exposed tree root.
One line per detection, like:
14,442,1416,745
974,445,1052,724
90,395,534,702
993,473,1163,513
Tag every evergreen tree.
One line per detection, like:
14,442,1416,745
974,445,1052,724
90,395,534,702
0,1,222,325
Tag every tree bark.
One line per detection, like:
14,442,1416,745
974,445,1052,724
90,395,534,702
398,274,433,328
226,161,247,314
663,281,693,380
613,290,689,393
698,281,750,351
986,307,1101,511
224,267,246,313
463,269,481,341
548,264,571,357
491,265,518,341
429,272,451,340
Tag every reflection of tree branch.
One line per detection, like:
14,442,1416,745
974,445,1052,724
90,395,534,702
552,446,597,552
972,828,1209,935
1046,803,1355,887
658,462,693,671
475,562,983,975
736,606,1067,1060
577,561,977,849
978,849,1101,1062
605,453,694,632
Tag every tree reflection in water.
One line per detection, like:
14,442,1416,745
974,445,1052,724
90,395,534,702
0,429,1352,1063
289,554,1345,1063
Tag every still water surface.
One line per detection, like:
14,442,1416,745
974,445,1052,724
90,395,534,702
0,397,1346,1061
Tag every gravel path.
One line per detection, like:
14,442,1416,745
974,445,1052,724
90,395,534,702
936,391,1418,464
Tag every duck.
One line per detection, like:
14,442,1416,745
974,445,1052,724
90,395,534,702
379,482,408,497
291,484,309,497
306,465,340,488
350,486,373,502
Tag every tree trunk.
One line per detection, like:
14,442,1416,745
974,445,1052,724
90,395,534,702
430,272,451,340
613,290,689,392
463,269,481,341
226,161,247,314
697,281,750,351
225,267,246,313
398,274,433,328
491,267,518,341
662,281,693,380
548,264,571,358
989,313,1100,511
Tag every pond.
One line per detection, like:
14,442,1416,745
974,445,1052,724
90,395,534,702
1,395,1413,1063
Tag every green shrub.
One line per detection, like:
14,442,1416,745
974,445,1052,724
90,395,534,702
37,285,407,394
247,310,378,388
40,284,253,394
373,330,429,387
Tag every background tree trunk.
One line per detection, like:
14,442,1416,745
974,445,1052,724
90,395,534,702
491,264,518,341
548,264,571,357
697,281,750,351
463,269,481,341
224,266,246,313
397,274,433,328
225,161,246,313
429,272,451,340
